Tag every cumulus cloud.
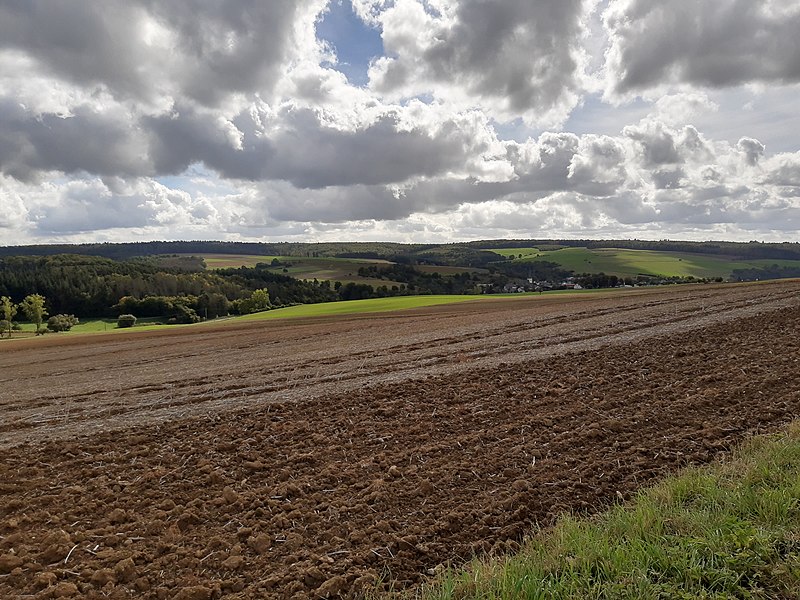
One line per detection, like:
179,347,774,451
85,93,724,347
366,0,590,126
0,97,152,182
737,137,766,166
0,0,322,109
604,0,800,97
0,0,798,245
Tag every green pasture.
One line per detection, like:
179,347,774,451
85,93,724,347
489,246,800,279
487,247,543,259
195,253,399,286
199,254,282,269
234,294,481,322
1,295,489,339
9,316,167,337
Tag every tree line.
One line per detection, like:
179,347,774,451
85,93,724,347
6,239,799,263
2,253,538,330
0,293,69,337
0,255,339,325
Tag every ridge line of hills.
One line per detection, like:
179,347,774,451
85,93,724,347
2,239,800,262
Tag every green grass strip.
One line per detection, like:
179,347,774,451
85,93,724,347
234,295,480,321
408,424,800,600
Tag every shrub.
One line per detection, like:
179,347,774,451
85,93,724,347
167,303,200,324
47,314,80,332
117,314,137,328
35,326,49,335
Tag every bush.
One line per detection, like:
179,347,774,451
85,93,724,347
166,303,200,324
47,314,80,332
117,314,137,328
35,326,48,335
236,288,272,315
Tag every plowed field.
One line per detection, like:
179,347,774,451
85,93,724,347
1,280,799,599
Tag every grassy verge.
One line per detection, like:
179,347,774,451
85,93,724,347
407,423,800,599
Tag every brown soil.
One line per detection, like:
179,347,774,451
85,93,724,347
1,280,799,599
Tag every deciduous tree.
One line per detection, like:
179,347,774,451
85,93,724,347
0,296,16,338
20,294,48,331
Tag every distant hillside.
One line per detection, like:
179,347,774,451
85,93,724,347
2,239,800,282
483,246,800,281
466,239,800,261
3,239,800,262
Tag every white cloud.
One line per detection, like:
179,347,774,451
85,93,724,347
0,0,798,246
603,0,800,98
366,0,590,127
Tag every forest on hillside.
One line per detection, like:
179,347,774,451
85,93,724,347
0,253,560,320
3,239,800,262
0,255,336,319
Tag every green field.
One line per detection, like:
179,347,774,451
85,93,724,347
2,291,637,341
190,249,800,282
198,254,282,268
488,247,543,259
489,247,800,279
1,295,492,339
233,295,481,321
412,422,800,599
194,253,397,286
9,316,167,336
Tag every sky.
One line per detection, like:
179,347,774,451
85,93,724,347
0,0,799,246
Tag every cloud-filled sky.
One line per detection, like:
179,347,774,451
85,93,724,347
1,0,799,245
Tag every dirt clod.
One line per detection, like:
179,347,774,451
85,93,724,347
51,582,79,598
114,557,137,583
174,585,214,600
0,554,23,574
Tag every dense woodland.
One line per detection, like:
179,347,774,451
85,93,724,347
3,239,800,262
0,253,548,320
730,265,800,281
0,255,338,319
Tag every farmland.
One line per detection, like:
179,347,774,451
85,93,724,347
1,280,799,598
487,246,800,279
198,247,800,281
7,297,485,338
197,254,396,286
194,245,800,285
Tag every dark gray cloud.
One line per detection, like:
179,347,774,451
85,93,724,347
623,120,682,166
261,109,478,188
605,0,800,95
0,0,306,106
369,0,587,123
146,105,492,187
0,98,151,181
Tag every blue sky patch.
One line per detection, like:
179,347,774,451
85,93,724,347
317,0,384,86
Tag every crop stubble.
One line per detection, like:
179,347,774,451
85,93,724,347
0,280,799,598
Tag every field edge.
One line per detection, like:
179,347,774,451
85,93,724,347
404,421,800,599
